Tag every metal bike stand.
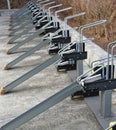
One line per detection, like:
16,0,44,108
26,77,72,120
10,1,53,32
9,6,36,33
7,4,63,54
10,1,45,29
47,4,63,21
11,2,50,32
42,1,55,9
9,0,48,36
11,1,36,19
48,12,85,55
1,41,116,129
10,4,34,26
78,20,107,76
85,41,116,129
71,20,106,99
4,13,86,70
1,13,87,93
4,8,74,70
10,0,47,28
38,0,50,5
47,7,72,54
8,2,54,41
54,7,72,28
4,29,62,70
0,82,81,130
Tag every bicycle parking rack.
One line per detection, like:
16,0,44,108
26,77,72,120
8,1,56,41
1,12,87,94
4,11,86,70
85,41,116,129
9,0,56,32
10,0,45,23
55,20,107,99
70,20,107,99
8,1,55,38
9,0,56,34
96,41,116,118
9,1,38,29
4,30,61,70
6,4,63,54
0,39,116,129
35,4,62,33
8,1,55,34
56,20,106,72
1,17,106,94
10,2,44,27
8,14,41,39
8,1,47,39
48,12,85,54
3,8,74,70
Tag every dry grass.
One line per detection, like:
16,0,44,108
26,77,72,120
55,0,116,50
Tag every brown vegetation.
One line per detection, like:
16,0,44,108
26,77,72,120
54,0,116,50
0,0,29,9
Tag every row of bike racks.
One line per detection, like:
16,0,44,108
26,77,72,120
0,0,116,129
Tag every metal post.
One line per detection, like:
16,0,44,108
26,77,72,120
7,28,45,54
43,1,55,8
54,7,72,28
7,0,11,10
9,8,47,39
0,82,81,130
64,13,86,77
64,12,85,37
0,54,60,94
5,39,50,70
77,20,107,77
100,41,116,117
39,0,50,6
48,4,63,21
42,1,56,15
5,29,61,69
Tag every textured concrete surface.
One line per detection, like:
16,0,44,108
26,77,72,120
0,11,111,130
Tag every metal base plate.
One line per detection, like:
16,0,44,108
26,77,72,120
68,70,116,129
85,96,116,129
